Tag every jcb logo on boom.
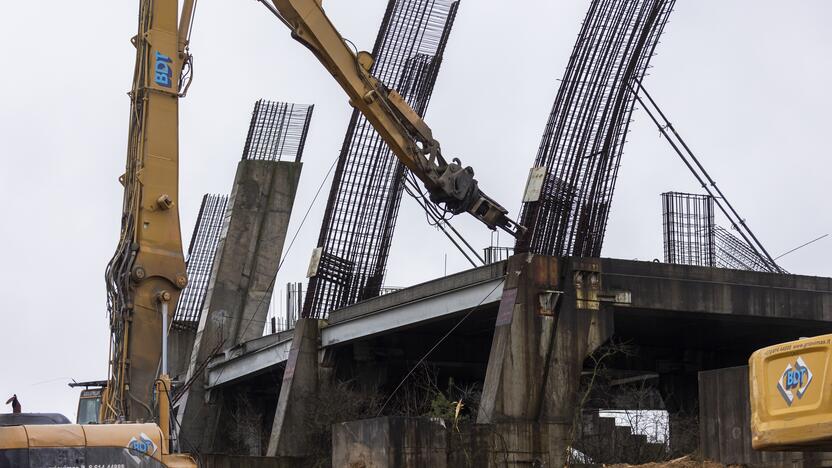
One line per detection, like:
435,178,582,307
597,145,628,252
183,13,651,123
154,51,173,88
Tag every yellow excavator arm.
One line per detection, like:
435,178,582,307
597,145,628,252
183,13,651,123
267,0,524,237
102,0,196,424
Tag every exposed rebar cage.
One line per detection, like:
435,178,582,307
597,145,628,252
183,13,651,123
517,0,675,257
173,194,228,329
661,192,783,273
633,82,783,273
242,100,313,162
715,226,782,272
662,192,715,267
302,0,460,319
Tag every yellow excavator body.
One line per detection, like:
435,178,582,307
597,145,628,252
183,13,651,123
0,422,195,467
750,334,832,450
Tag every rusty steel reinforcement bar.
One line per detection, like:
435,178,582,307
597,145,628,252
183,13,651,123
173,193,228,328
303,0,460,319
634,82,782,273
242,100,314,162
662,191,716,267
516,0,675,258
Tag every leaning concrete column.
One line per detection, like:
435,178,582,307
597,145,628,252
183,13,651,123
266,318,320,457
177,159,302,452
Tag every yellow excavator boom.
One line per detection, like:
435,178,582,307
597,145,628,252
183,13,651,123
268,0,524,237
102,0,195,424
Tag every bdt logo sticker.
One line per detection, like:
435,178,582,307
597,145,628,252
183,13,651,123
154,51,173,88
777,356,812,406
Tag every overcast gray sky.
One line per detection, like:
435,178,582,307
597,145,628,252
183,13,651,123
1,1,829,421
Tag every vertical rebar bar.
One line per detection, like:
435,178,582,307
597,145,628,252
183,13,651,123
516,0,675,258
303,0,460,319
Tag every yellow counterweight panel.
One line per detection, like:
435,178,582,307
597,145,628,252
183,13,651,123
750,334,832,450
23,424,86,448
0,426,28,449
0,424,166,461
84,423,164,461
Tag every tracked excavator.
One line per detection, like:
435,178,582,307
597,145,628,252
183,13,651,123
0,0,521,466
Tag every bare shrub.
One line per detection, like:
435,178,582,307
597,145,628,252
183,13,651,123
303,380,383,468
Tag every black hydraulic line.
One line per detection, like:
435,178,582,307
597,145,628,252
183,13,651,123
410,193,479,268
631,83,781,273
255,0,293,29
404,177,483,267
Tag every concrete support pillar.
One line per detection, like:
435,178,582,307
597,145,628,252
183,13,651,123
267,318,320,457
168,327,196,382
478,255,613,464
177,160,302,452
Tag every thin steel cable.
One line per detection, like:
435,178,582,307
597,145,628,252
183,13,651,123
376,276,505,416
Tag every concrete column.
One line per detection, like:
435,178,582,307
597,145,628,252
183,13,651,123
177,160,302,452
478,255,613,463
267,318,320,457
168,327,196,382
478,254,560,422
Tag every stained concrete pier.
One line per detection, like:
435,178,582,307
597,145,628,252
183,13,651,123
177,159,301,452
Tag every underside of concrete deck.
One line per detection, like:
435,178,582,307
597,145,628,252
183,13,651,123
197,256,832,458
207,257,832,388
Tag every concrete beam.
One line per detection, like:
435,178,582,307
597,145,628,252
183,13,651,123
177,159,301,452
601,258,832,320
204,266,505,389
323,275,504,346
206,335,292,389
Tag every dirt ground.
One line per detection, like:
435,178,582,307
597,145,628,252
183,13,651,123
605,455,737,468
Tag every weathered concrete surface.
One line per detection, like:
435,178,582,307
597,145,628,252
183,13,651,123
204,262,505,389
177,160,302,453
200,454,305,468
168,327,196,381
699,366,832,467
601,258,832,321
332,417,568,467
187,255,832,461
479,255,613,424
266,318,319,457
204,258,832,395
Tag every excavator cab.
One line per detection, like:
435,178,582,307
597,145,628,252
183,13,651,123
68,381,106,424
